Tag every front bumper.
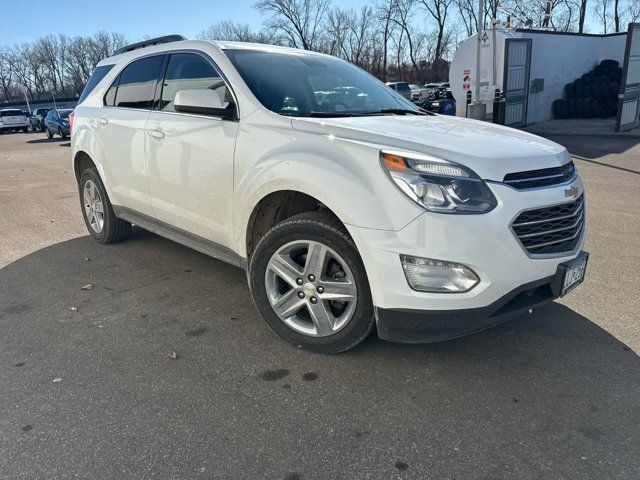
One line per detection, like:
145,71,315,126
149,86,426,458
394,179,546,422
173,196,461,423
376,250,588,342
346,180,586,341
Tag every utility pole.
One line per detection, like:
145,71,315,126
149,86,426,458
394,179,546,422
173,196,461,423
468,0,487,120
475,0,484,103
22,86,31,114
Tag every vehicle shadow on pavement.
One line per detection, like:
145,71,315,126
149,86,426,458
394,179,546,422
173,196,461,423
1,229,639,479
25,137,68,145
543,133,640,161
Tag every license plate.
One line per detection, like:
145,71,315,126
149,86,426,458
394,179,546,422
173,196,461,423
561,254,588,296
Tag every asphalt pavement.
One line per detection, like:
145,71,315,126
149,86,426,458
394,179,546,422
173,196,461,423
1,130,639,479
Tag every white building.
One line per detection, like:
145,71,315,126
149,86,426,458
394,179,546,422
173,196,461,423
449,28,628,127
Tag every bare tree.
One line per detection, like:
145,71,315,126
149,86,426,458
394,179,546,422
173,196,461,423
593,0,612,31
418,0,453,63
375,0,397,82
389,0,422,75
255,0,331,50
326,6,376,67
455,0,478,36
578,0,589,31
198,20,279,43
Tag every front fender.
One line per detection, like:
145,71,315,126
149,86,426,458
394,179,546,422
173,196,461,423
233,124,423,257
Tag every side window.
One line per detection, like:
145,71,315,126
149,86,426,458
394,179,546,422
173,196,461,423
159,53,229,112
104,74,119,106
78,64,114,104
114,55,164,109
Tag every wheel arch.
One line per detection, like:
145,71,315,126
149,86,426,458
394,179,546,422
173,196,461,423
73,150,97,184
244,189,349,262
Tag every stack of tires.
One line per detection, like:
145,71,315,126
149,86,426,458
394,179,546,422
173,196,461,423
552,59,622,119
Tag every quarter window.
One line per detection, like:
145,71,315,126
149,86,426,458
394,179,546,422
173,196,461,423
104,74,118,106
159,53,229,112
78,64,114,104
114,55,165,109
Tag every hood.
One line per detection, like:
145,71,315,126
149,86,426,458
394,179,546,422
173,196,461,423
291,115,570,182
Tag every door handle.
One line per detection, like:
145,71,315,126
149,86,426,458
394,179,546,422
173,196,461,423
98,117,108,125
147,128,165,139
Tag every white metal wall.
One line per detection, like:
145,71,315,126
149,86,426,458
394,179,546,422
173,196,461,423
521,31,627,125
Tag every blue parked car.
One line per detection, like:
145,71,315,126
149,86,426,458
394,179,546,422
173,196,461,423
44,108,73,139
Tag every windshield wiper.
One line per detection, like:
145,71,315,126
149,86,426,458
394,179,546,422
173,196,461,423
307,111,360,117
289,109,431,118
376,108,426,115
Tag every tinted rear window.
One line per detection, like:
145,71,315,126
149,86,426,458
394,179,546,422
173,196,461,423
78,65,114,104
115,55,165,109
397,83,410,91
1,110,23,117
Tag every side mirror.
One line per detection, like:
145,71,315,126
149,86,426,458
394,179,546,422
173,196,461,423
173,89,235,119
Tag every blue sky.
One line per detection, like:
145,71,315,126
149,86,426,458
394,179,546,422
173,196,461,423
2,0,371,47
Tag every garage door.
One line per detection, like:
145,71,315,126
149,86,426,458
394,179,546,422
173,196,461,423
616,23,640,132
503,38,532,128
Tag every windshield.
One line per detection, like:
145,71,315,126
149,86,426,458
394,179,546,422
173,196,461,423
59,109,72,118
224,49,420,117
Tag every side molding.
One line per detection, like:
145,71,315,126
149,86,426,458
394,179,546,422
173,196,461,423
112,206,247,270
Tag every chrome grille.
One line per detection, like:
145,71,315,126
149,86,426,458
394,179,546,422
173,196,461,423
504,162,576,189
512,196,584,255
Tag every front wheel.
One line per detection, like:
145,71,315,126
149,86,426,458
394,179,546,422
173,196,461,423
46,128,53,139
249,211,374,354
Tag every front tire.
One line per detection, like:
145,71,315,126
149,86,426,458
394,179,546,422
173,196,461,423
249,211,374,354
79,168,131,244
46,128,53,139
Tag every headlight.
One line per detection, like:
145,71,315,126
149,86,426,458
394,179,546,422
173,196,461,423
381,150,497,214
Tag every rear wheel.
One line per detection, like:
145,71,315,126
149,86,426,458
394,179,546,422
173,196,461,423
249,211,374,354
59,128,67,139
79,168,131,244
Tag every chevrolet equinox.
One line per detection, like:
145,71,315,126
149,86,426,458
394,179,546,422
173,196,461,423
71,35,588,353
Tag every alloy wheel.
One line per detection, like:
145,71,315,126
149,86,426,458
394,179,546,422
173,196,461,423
265,240,358,337
83,180,105,234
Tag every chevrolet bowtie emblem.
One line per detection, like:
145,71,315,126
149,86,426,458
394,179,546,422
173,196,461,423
565,185,579,198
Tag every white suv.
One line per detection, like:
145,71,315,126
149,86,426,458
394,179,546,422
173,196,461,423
0,109,29,133
72,35,587,353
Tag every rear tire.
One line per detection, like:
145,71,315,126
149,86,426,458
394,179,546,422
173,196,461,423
249,211,374,354
59,128,67,140
79,168,131,244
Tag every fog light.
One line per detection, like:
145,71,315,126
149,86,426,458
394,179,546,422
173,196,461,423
400,255,479,293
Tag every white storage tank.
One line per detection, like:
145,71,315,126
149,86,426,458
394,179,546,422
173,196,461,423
449,29,516,119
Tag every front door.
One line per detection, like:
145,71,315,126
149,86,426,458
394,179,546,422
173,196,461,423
145,52,238,250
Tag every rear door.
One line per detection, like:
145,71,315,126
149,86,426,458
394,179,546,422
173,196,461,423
616,23,640,132
502,38,532,128
144,51,239,249
98,54,165,215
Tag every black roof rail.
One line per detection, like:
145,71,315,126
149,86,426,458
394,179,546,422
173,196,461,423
114,34,187,55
